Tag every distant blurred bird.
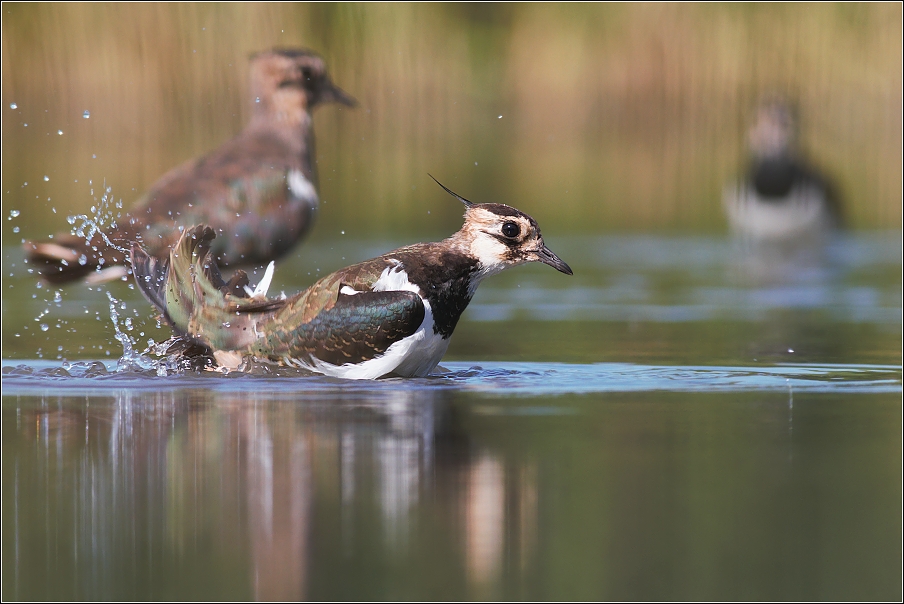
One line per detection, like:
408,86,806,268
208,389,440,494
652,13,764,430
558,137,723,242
25,48,356,284
130,178,573,379
723,97,842,239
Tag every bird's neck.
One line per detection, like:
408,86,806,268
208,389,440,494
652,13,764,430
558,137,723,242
386,242,483,338
251,87,312,130
248,105,313,160
444,229,509,289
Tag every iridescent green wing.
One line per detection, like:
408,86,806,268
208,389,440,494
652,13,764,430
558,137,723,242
250,289,425,366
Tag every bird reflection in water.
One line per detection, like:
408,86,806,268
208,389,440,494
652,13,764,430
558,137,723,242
9,388,541,600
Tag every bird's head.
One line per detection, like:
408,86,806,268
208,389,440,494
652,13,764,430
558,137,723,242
748,96,798,159
249,48,356,122
433,176,573,278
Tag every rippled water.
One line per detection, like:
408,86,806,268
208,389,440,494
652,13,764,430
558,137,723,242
3,360,901,395
2,232,902,600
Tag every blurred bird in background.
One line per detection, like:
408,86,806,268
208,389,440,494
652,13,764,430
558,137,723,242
24,48,356,284
723,96,842,240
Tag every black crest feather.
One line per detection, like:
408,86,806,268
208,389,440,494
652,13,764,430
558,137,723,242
429,174,474,208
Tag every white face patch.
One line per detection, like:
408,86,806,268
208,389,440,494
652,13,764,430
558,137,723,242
460,208,534,292
468,232,509,272
287,169,319,207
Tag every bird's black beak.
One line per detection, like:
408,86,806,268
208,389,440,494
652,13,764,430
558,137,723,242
321,81,357,107
536,244,573,275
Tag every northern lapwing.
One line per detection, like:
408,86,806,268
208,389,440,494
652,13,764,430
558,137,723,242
723,97,842,239
131,177,573,379
26,48,355,284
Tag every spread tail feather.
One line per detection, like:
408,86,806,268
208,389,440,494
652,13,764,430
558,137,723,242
131,225,227,333
131,225,282,352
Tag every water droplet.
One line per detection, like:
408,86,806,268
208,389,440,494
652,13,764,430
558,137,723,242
474,162,478,166
43,175,49,182
341,230,345,235
58,130,63,135
13,226,18,233
10,210,19,218
255,97,261,103
124,318,133,331
78,255,88,266
498,115,503,119
40,324,49,332
82,110,90,118
10,103,17,109
788,348,794,353
53,291,62,303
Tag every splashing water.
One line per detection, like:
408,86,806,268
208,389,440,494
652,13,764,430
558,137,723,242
106,290,138,370
22,181,205,376
67,183,130,260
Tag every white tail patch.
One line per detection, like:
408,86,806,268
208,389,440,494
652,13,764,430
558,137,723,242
244,261,275,297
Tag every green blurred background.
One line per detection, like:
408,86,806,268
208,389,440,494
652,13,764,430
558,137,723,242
2,3,901,245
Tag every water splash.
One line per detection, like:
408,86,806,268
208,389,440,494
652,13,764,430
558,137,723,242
106,290,137,371
66,183,130,259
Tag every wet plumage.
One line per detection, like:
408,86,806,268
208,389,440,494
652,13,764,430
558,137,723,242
131,180,572,379
26,48,355,284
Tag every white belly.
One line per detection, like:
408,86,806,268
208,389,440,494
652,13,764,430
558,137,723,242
723,182,832,239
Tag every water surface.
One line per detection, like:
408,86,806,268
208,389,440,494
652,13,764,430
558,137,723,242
2,232,902,600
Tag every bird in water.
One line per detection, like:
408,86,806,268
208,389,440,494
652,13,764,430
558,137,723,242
723,97,842,239
130,177,573,379
25,48,355,284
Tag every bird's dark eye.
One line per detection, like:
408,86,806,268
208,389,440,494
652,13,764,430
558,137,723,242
501,222,520,238
301,68,313,80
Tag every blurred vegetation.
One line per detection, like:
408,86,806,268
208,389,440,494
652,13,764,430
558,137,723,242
1,3,901,244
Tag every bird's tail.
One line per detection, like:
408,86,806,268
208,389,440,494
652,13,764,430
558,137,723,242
24,232,131,284
131,225,276,352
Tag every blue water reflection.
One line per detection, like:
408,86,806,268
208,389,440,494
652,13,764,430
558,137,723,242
3,373,901,600
1,231,901,599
